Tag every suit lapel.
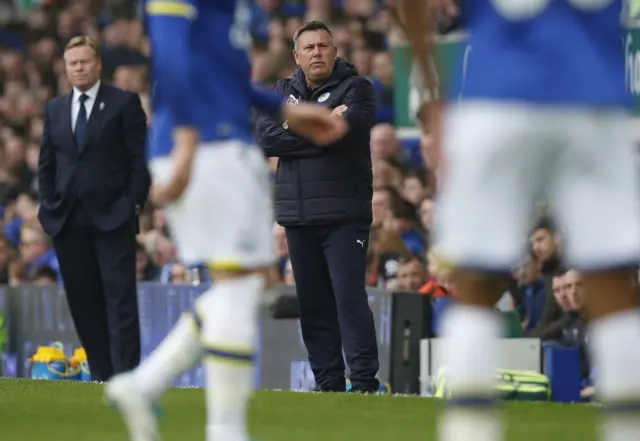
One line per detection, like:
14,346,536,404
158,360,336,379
61,92,77,156
80,84,108,155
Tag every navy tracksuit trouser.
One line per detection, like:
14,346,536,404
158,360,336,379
285,222,380,391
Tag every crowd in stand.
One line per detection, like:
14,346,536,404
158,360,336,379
0,0,148,284
0,0,431,285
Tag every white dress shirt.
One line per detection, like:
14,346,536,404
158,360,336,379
71,81,101,132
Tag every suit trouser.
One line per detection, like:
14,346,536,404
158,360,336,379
53,202,141,381
285,222,379,390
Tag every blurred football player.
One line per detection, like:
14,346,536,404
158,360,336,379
396,0,640,441
105,1,347,441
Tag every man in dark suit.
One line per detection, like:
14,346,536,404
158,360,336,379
37,36,150,381
256,21,380,393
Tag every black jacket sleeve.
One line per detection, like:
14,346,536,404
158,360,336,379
256,114,325,158
326,77,375,148
255,79,324,158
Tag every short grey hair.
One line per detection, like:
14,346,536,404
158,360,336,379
293,20,334,49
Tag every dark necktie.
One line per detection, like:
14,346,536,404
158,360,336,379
75,93,89,150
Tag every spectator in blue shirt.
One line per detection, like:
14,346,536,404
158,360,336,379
19,225,60,280
513,252,546,333
370,50,394,123
383,193,426,256
3,188,40,248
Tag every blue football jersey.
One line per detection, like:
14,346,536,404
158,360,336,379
454,0,630,107
146,0,283,159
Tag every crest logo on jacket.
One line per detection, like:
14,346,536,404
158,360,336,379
318,92,330,103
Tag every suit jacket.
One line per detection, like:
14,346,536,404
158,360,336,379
37,82,150,236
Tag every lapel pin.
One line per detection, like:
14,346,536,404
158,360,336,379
99,102,105,110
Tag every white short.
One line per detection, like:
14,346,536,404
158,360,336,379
150,141,275,269
435,101,640,270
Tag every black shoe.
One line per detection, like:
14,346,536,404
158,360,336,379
348,378,385,394
348,386,378,394
313,383,346,393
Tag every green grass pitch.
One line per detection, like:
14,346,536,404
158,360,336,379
0,378,598,441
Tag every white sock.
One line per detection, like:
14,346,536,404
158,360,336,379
589,309,640,441
134,313,203,402
198,274,264,441
438,305,503,441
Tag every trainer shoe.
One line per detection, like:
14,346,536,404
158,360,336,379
346,378,391,394
105,372,161,441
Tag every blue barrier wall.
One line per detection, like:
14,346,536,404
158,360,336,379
0,284,393,390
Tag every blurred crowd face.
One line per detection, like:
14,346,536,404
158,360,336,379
4,80,26,98
34,37,57,64
382,212,404,233
371,189,390,227
352,47,373,76
343,0,376,16
372,159,402,188
305,0,331,22
269,20,287,52
564,269,584,310
403,175,426,206
370,124,399,159
252,52,271,82
294,28,337,86
552,273,572,311
285,17,304,38
15,193,38,225
4,137,26,171
396,258,426,291
0,52,23,81
19,227,46,264
64,43,101,91
419,198,435,232
171,263,188,283
514,256,539,286
147,232,176,266
372,51,393,84
114,66,145,93
126,20,145,49
530,227,556,264
30,118,44,140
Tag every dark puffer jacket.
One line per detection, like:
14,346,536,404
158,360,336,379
256,59,374,226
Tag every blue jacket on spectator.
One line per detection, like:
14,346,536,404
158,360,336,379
522,278,546,333
4,216,23,247
371,78,394,124
28,248,61,280
256,59,374,226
